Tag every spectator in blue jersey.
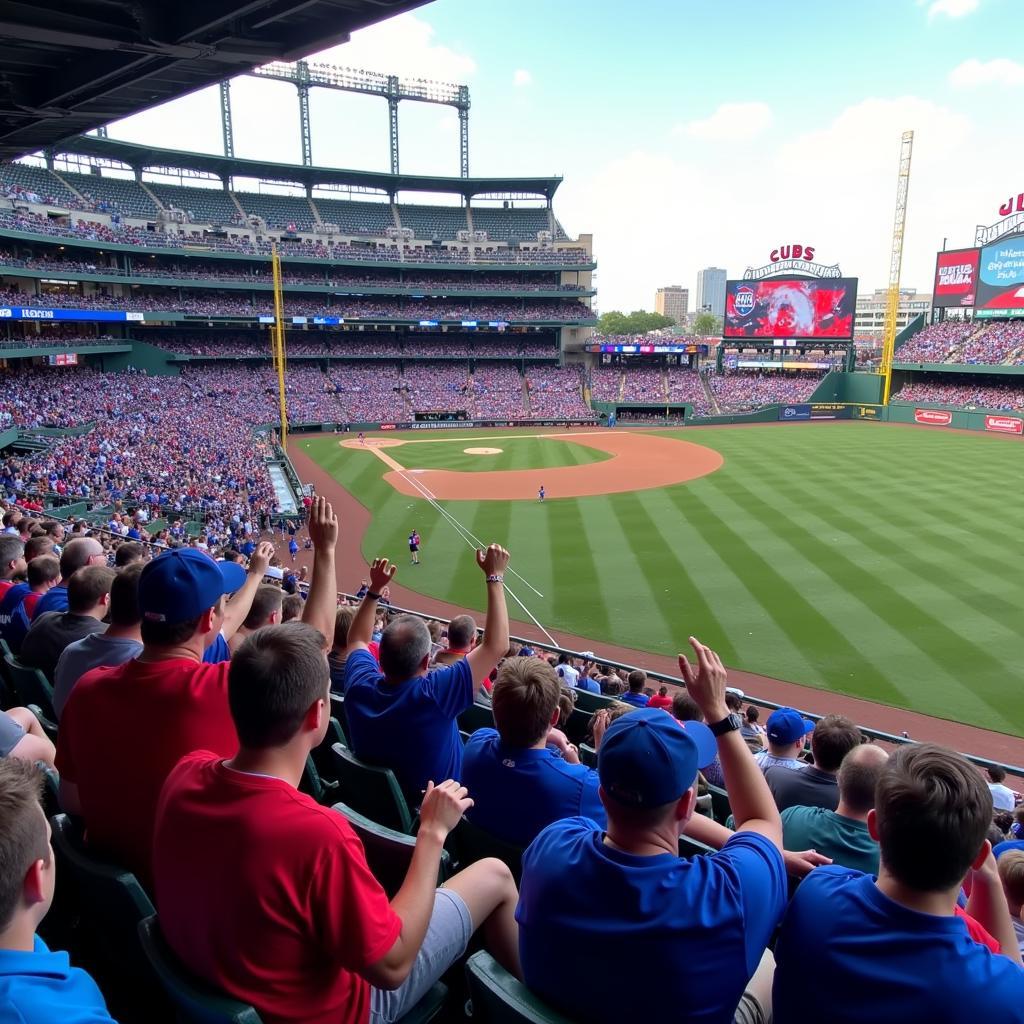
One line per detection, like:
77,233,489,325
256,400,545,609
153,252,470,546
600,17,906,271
554,653,579,688
773,743,1024,1021
0,555,59,654
32,538,105,618
618,669,650,707
344,546,510,806
753,707,814,774
0,758,117,1023
0,535,26,603
517,637,787,1024
462,656,606,847
196,544,274,665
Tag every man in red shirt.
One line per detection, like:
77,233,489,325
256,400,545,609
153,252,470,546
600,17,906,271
56,497,338,886
153,621,521,1024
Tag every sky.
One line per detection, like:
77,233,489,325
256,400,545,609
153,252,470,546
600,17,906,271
101,0,1021,312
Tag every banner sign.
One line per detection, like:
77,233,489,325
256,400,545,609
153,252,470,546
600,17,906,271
854,405,881,419
984,415,1024,435
779,405,811,421
743,247,842,280
932,248,980,307
976,234,1024,314
0,307,144,322
47,353,78,366
586,344,708,354
914,408,953,426
365,418,598,431
810,403,848,419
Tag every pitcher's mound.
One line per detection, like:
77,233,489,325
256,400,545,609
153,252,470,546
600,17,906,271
340,437,405,449
464,447,503,455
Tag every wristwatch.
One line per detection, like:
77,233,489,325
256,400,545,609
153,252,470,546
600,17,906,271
709,713,743,737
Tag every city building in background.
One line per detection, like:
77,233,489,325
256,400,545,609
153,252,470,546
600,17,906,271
695,267,727,315
655,285,688,323
854,287,932,334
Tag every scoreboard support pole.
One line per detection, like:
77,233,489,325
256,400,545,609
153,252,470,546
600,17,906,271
270,244,289,451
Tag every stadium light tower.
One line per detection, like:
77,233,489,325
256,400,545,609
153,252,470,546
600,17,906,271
879,130,914,404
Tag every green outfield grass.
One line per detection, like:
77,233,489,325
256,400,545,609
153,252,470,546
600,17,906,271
380,432,610,473
301,424,1024,735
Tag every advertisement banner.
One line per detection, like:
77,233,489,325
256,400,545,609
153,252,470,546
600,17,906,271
779,404,812,421
976,235,1024,314
0,307,140,322
914,408,953,426
984,415,1024,435
810,404,849,420
724,277,858,339
932,248,980,307
854,405,881,419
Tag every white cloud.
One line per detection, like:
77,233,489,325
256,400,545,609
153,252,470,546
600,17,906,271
682,102,773,141
923,0,980,18
949,57,1024,88
513,69,533,87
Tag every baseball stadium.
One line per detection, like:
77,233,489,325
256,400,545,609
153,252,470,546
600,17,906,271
1,2,1023,1022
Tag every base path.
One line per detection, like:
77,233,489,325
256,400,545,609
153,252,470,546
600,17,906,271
288,437,1024,768
374,431,724,500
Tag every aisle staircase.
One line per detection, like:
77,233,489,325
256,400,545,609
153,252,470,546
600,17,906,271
701,373,721,415
944,323,989,363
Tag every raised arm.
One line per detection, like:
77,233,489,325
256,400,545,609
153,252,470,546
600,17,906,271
347,557,397,651
966,845,1024,965
220,542,273,640
300,496,339,648
465,545,510,694
679,637,782,849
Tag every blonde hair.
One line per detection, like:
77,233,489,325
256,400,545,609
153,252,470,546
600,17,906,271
998,850,1024,909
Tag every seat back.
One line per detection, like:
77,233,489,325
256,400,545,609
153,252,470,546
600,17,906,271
578,743,597,768
678,834,717,858
330,742,413,833
457,701,494,735
137,915,263,1024
310,717,347,785
329,693,349,738
49,813,154,979
465,950,574,1024
707,783,732,825
5,653,56,720
569,689,616,714
451,816,525,884
332,801,450,898
563,708,593,747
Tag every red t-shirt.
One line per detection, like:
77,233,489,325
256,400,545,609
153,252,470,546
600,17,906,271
55,658,237,887
955,906,1000,953
153,752,401,1024
647,695,673,709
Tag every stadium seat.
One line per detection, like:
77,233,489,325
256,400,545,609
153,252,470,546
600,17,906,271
137,915,264,1024
330,742,413,833
678,835,717,858
458,702,494,734
27,703,57,744
578,742,597,768
563,708,593,747
332,801,451,898
310,716,347,783
329,693,349,737
707,783,732,825
298,754,336,806
465,950,573,1024
450,816,525,884
5,653,57,720
570,689,615,714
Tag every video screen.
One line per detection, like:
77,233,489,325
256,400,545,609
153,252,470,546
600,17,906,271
724,278,858,339
976,235,1024,315
932,248,980,308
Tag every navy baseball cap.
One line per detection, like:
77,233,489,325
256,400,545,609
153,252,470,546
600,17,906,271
138,548,247,624
766,707,815,745
598,708,717,808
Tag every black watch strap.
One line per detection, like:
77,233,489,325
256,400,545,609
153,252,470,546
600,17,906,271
709,713,742,737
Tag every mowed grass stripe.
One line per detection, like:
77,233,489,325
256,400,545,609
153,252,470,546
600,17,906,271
546,498,611,638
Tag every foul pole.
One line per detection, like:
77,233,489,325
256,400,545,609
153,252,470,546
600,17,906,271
880,130,914,404
270,244,289,450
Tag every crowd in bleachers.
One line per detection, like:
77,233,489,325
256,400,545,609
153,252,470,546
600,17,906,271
402,363,472,413
526,365,591,418
666,366,712,414
957,322,1024,365
893,379,1024,411
895,321,977,362
471,364,526,417
710,370,824,411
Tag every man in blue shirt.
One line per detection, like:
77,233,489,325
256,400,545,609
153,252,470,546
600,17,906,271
0,758,117,1023
344,545,511,805
462,656,605,846
752,706,814,775
618,669,650,707
773,743,1024,1021
517,637,787,1024
32,537,106,618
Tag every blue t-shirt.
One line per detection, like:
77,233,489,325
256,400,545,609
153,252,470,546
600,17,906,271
32,584,68,619
517,819,786,1024
344,647,474,803
994,840,1024,859
202,632,231,665
772,866,1024,1022
619,691,650,707
0,934,117,1023
0,582,31,648
576,675,601,694
462,728,605,846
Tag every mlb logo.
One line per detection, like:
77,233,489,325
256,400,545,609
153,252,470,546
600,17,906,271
734,287,755,316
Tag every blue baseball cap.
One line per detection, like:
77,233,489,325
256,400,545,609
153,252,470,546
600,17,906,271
766,707,815,745
598,708,718,807
138,548,247,624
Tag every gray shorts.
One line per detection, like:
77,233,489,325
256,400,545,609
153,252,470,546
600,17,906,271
0,711,26,758
370,887,472,1024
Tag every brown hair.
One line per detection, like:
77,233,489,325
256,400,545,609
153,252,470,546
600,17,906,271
672,692,703,722
109,563,143,628
627,670,646,694
811,714,861,772
0,759,48,931
243,584,284,630
875,744,991,892
837,744,888,815
491,657,560,747
998,850,1024,908
23,536,53,562
281,594,304,623
332,606,355,651
27,554,59,589
67,565,115,614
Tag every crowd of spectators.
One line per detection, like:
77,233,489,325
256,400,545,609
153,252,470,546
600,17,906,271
893,379,1024,411
895,321,978,363
526,365,591,418
402,363,472,413
471,364,527,418
956,322,1024,365
666,366,712,414
710,370,825,411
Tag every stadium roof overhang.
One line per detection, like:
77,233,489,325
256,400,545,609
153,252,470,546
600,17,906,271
0,0,433,162
53,135,565,201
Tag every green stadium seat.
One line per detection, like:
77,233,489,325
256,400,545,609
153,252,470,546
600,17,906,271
569,689,615,714
450,816,525,885
137,915,264,1024
310,717,347,784
465,950,574,1024
329,693,349,737
298,755,336,805
330,742,413,833
26,703,57,744
5,653,57,721
458,702,494,735
332,801,451,898
563,708,592,747
578,743,597,768
707,783,732,825
678,834,717,858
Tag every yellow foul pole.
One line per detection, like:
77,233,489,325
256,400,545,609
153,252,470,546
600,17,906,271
270,244,288,450
879,131,914,405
